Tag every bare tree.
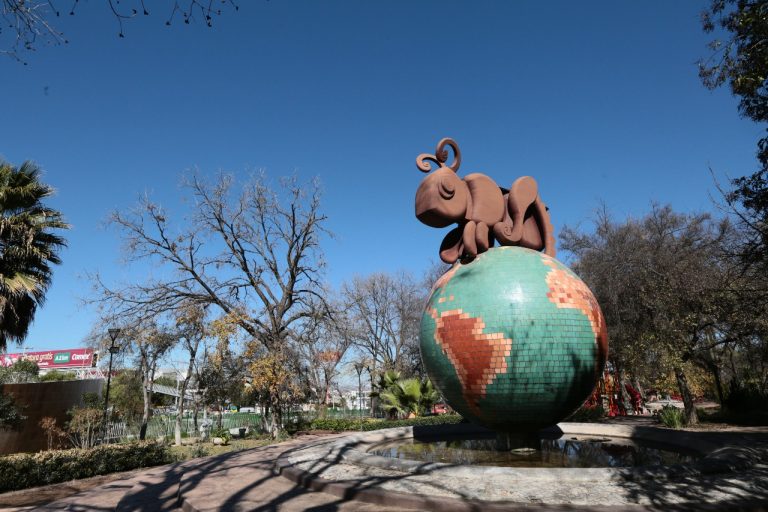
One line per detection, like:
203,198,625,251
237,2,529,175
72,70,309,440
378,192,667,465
111,322,176,440
341,271,422,379
172,303,207,445
198,337,245,430
91,172,329,436
296,304,353,409
1,0,238,62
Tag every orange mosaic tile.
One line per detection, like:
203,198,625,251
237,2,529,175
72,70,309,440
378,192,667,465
429,308,513,416
543,258,609,360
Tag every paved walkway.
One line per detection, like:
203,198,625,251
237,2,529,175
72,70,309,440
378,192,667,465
0,434,413,512
2,420,768,512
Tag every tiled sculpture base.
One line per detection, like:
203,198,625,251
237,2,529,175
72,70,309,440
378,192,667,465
420,246,608,432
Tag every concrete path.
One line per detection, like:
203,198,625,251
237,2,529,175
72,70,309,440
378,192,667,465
279,422,768,511
3,421,768,511
0,434,413,512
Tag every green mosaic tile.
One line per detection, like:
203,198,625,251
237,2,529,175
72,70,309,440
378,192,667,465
420,247,608,432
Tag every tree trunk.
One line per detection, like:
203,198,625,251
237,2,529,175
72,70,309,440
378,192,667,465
175,350,197,446
710,361,725,406
260,400,270,433
674,366,698,425
139,365,155,441
174,401,183,446
268,394,283,439
174,374,192,446
139,394,150,440
321,377,331,408
616,367,632,415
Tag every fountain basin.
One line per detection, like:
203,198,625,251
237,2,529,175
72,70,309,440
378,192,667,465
276,422,768,509
368,434,698,468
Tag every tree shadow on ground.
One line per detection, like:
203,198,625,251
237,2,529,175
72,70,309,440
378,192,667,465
113,385,768,512
108,424,768,512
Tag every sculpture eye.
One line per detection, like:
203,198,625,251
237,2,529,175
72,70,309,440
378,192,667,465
439,178,455,200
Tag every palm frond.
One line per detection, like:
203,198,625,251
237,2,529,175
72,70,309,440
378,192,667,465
0,160,68,351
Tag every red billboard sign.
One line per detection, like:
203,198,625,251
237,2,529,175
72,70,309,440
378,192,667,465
0,348,94,369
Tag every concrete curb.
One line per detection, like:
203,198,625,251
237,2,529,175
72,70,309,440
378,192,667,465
273,423,768,511
274,456,768,512
283,423,763,482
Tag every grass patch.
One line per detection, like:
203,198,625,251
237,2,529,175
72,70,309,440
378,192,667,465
168,438,274,461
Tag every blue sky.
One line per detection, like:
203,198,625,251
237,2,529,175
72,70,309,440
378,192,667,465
0,1,761,354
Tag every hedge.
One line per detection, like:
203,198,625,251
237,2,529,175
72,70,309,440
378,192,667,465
0,441,171,492
309,414,464,432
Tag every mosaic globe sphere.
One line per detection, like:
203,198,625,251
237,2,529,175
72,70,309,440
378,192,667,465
420,246,608,432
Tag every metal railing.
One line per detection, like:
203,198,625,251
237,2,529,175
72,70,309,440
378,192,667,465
100,408,374,441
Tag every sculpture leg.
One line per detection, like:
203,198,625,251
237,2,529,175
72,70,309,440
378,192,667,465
532,199,556,258
439,226,464,264
508,177,539,242
475,222,489,253
462,221,477,260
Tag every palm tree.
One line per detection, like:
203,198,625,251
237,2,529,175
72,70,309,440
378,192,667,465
0,161,68,351
374,369,402,394
379,376,441,418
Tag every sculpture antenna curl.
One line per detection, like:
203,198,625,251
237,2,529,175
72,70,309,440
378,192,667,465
416,137,462,173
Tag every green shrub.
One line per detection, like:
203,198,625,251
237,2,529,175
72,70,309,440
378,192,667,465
657,405,685,429
39,371,77,382
308,417,368,431
309,414,464,432
211,427,231,443
0,441,170,492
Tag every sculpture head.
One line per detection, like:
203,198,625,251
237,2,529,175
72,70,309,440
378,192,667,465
415,138,470,228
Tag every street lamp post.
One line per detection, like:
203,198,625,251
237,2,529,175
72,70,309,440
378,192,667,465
353,362,365,431
102,328,122,442
365,365,372,417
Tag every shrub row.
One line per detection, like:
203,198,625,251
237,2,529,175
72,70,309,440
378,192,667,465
309,414,464,432
0,441,171,492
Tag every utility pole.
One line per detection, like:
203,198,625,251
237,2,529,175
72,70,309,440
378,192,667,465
353,362,365,431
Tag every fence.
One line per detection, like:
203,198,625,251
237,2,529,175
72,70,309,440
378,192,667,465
147,412,262,438
103,408,373,440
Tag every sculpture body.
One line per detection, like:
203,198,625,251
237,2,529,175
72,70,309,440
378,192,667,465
414,138,556,264
414,138,608,434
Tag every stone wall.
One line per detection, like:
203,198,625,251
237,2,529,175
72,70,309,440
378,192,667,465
0,379,103,454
